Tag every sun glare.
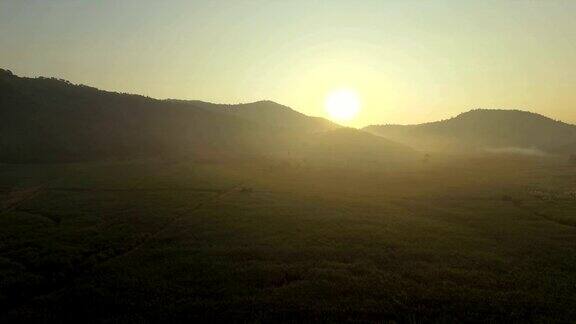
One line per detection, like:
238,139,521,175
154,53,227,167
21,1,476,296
325,89,361,122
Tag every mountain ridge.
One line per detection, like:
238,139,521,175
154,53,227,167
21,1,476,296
364,109,576,154
176,99,338,132
0,68,414,164
369,109,574,127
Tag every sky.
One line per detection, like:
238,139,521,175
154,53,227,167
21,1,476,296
1,0,575,127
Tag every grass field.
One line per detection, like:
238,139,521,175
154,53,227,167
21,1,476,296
1,155,576,322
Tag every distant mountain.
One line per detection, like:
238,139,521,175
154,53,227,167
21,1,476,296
0,69,414,164
364,109,576,154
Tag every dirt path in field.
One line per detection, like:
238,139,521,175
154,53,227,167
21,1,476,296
47,187,226,193
511,200,576,229
6,182,246,310
0,186,45,215
101,182,245,261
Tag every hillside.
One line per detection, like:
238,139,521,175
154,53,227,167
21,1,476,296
0,69,415,164
364,109,576,154
182,100,338,132
0,69,277,162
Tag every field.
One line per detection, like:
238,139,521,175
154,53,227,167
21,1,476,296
1,155,576,322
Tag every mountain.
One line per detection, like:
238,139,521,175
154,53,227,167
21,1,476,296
364,109,576,154
0,69,415,164
0,69,277,162
180,100,338,132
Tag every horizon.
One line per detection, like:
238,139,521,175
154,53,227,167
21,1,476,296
2,0,576,127
2,67,569,128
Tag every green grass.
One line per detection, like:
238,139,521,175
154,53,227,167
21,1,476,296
1,156,576,322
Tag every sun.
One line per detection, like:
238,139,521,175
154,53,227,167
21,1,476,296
325,89,361,122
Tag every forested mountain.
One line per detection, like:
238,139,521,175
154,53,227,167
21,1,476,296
0,69,415,164
0,69,279,162
365,109,576,154
180,100,338,132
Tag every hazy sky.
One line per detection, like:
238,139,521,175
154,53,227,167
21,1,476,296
1,0,575,127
